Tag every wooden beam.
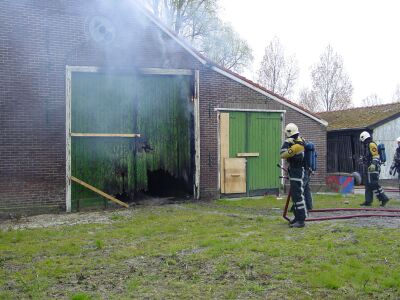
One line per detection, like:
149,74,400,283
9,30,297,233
71,176,129,208
140,68,193,76
194,70,201,199
237,153,259,157
66,67,72,212
214,108,286,113
220,113,229,193
71,133,141,138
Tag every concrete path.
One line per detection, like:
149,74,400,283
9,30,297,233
354,186,400,200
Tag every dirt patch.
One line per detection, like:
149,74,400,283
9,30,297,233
0,197,188,231
0,209,135,231
3,200,400,231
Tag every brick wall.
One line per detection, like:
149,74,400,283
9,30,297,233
0,0,326,214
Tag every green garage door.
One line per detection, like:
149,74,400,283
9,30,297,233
229,111,281,195
71,72,193,211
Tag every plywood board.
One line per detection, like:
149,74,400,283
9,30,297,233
224,158,246,193
220,113,229,193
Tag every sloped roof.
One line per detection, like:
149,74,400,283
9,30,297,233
317,102,400,131
134,2,327,126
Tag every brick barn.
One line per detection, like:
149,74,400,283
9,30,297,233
0,0,327,215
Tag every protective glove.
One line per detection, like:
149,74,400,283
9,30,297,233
368,164,376,172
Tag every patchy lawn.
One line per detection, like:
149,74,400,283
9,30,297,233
1,194,400,299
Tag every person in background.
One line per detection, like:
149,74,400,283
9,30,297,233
359,131,390,207
280,123,307,228
389,137,400,187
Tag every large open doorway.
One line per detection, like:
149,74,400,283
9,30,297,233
66,68,196,211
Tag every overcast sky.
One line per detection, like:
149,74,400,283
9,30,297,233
218,0,400,106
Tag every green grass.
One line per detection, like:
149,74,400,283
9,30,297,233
1,194,400,299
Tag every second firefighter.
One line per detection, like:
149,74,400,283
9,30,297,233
359,131,390,207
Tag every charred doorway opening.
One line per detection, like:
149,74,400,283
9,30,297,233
69,69,195,211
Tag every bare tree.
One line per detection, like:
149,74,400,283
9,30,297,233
361,93,383,106
200,22,253,73
147,0,217,39
305,45,353,112
392,84,400,103
298,88,321,112
257,37,299,98
143,0,253,72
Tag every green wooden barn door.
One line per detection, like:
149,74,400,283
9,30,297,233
71,73,137,210
134,75,193,194
247,112,281,194
229,112,246,157
228,111,281,195
71,73,193,211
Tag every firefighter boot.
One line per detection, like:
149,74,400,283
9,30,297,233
289,220,305,228
379,194,390,207
360,188,373,206
375,186,390,207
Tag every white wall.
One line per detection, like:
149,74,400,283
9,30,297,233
373,117,400,179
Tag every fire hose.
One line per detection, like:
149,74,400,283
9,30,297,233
278,164,400,222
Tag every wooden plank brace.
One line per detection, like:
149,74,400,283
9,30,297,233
71,133,141,138
71,176,129,208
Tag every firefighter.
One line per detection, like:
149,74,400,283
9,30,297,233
280,123,307,228
290,146,313,210
389,137,400,182
359,131,390,206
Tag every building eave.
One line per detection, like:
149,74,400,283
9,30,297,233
368,111,400,129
